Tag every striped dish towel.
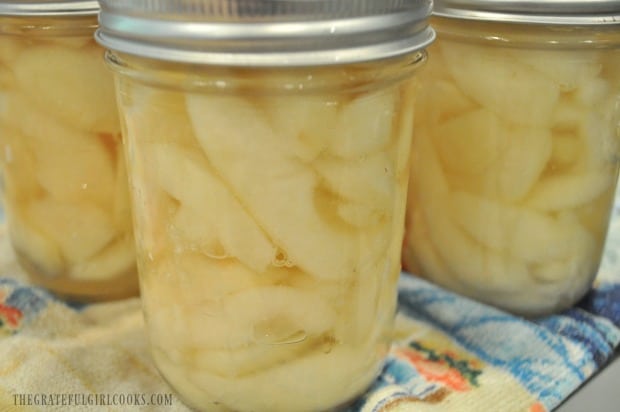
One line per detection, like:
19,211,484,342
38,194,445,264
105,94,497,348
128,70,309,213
1,192,619,411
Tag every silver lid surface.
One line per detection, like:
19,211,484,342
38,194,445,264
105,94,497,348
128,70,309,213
0,0,99,16
434,0,620,25
96,0,435,66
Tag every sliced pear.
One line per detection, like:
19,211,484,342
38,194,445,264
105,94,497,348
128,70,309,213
552,100,588,131
441,42,560,126
434,116,552,201
264,95,338,162
327,88,397,159
4,93,116,208
579,95,620,168
336,201,385,228
574,187,616,238
146,254,296,328
145,304,191,357
575,78,610,106
428,78,477,123
123,86,198,148
517,49,602,92
530,254,597,286
283,269,350,308
112,148,132,231
1,129,41,201
526,259,597,315
550,133,581,167
428,208,532,292
434,108,506,175
336,256,398,344
415,135,532,290
186,342,380,412
451,191,592,264
2,91,85,143
133,189,179,261
7,205,64,277
155,253,266,305
150,348,229,412
186,93,315,180
191,337,316,378
496,126,552,201
26,198,117,264
169,204,220,256
529,213,598,283
147,144,207,204
393,81,417,177
34,133,117,210
185,285,335,349
187,93,371,280
151,341,379,412
69,234,135,281
314,151,394,213
149,143,276,272
403,208,460,290
12,43,119,134
525,171,612,211
411,131,451,204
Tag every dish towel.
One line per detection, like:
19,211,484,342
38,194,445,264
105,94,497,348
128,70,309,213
1,192,619,412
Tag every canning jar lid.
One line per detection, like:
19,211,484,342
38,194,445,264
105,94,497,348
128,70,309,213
434,0,620,25
0,0,99,16
95,0,435,66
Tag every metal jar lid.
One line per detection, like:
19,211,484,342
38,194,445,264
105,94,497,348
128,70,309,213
95,0,435,66
0,1,99,16
434,0,620,25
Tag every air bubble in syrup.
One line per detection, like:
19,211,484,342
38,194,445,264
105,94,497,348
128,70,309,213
252,317,307,345
272,248,293,267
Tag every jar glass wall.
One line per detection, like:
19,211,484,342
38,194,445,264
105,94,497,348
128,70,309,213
108,51,425,411
404,17,620,316
0,15,138,301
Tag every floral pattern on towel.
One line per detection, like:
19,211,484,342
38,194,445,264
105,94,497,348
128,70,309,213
0,278,49,334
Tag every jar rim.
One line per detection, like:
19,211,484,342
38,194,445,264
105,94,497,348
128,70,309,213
0,1,99,16
95,0,435,66
434,0,620,25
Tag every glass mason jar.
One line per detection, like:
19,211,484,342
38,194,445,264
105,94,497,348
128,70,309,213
403,1,620,316
96,0,433,410
0,1,138,301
